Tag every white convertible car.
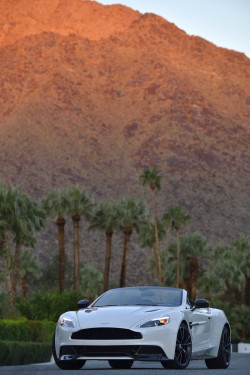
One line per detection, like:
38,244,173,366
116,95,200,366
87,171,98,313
52,286,231,370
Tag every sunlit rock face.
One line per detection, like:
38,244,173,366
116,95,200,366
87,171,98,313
0,0,249,283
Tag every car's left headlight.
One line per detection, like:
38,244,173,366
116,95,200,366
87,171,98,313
139,316,170,328
59,316,76,328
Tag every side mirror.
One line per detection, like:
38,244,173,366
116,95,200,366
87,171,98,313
77,299,90,309
192,298,209,311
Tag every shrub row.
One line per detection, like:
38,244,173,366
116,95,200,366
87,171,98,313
0,318,55,343
16,291,84,322
0,340,52,366
0,319,55,365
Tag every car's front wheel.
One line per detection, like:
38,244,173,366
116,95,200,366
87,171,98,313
108,360,134,369
161,322,192,369
52,334,86,370
205,325,231,369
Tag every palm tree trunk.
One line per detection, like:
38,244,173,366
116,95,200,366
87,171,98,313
120,231,131,287
21,275,27,300
57,217,65,293
176,230,180,288
4,234,11,299
154,221,163,286
0,238,4,254
152,190,163,286
103,231,113,292
73,216,80,291
190,256,199,301
10,242,21,307
245,277,250,306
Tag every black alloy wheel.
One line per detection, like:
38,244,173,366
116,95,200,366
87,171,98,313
161,322,192,369
205,325,231,369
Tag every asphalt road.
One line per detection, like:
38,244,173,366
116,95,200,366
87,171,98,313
0,354,249,375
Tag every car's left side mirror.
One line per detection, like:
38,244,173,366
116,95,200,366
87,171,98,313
192,298,209,311
77,299,90,309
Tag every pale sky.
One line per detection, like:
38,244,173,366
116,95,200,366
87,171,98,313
98,0,250,58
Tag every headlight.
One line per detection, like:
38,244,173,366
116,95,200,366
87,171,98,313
139,316,170,328
59,316,76,328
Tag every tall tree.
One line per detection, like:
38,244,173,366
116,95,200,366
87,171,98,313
181,233,209,300
139,219,166,284
208,237,250,306
89,201,119,292
232,237,250,306
80,264,103,300
163,206,191,287
117,197,149,287
43,189,68,293
162,233,209,300
65,186,94,291
139,167,163,285
0,183,9,254
4,187,44,306
19,249,42,299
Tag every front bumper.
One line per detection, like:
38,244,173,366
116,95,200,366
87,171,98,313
55,326,177,362
59,343,168,361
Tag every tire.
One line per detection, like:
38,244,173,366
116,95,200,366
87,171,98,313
108,360,134,369
52,333,86,370
161,322,192,369
205,325,231,369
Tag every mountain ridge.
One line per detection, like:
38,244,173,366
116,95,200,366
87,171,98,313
0,0,249,284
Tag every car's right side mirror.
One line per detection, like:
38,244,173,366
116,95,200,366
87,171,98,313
77,299,90,309
191,298,209,311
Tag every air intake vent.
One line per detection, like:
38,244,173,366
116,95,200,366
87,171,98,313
71,328,142,340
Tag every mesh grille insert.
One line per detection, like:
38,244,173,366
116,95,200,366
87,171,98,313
71,328,142,340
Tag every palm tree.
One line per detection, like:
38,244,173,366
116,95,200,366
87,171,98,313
209,237,250,306
117,197,149,287
65,186,94,291
89,201,119,292
138,219,166,284
19,249,42,299
0,219,7,254
163,206,191,287
4,187,44,306
232,237,250,306
43,189,68,293
0,183,9,254
180,233,209,300
139,167,163,285
80,264,103,300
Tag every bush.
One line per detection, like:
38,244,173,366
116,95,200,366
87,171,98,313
0,318,55,342
0,341,52,365
16,291,84,322
224,305,250,343
0,319,55,365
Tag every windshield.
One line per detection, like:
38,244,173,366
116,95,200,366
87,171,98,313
92,287,183,307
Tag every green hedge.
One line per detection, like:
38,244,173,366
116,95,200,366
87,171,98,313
0,318,55,342
0,340,52,365
0,319,55,365
16,291,84,322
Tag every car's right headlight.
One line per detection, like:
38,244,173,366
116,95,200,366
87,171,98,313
139,316,170,328
59,315,76,328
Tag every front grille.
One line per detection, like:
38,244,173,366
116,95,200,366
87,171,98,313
71,328,142,340
60,345,165,359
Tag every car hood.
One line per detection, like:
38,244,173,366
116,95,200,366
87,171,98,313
76,306,174,330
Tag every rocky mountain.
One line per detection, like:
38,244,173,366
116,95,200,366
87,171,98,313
0,0,249,285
